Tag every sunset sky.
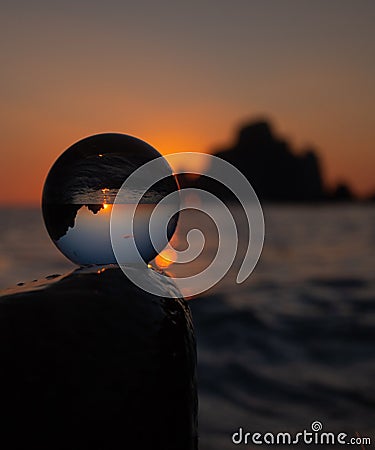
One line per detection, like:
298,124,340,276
1,0,374,204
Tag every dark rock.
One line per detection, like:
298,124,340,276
183,119,358,203
212,120,326,202
331,182,354,201
0,266,197,450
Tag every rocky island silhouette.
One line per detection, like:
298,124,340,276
179,120,356,202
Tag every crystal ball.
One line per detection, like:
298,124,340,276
42,133,179,265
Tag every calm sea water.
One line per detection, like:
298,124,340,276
1,205,375,448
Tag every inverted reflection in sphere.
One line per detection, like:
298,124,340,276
42,133,179,265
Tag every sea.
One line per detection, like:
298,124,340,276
1,205,375,449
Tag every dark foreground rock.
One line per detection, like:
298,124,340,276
0,266,197,450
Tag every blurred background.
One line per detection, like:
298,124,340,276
1,0,375,448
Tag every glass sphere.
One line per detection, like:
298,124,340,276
42,133,179,265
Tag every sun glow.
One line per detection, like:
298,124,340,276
155,247,177,269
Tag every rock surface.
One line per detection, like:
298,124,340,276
0,266,197,450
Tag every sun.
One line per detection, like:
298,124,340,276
155,248,177,269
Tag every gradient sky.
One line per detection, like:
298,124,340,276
1,0,374,204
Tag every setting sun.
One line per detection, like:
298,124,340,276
155,248,177,269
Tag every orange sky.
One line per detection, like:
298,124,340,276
1,0,374,204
